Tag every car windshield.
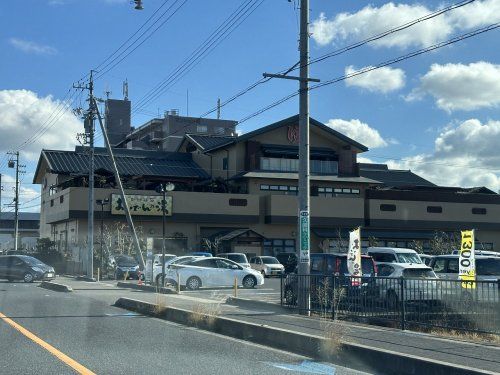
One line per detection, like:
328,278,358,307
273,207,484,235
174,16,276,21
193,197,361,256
21,256,45,266
476,259,500,275
396,253,422,264
261,257,280,264
115,256,137,267
171,257,196,265
227,254,247,263
403,268,436,278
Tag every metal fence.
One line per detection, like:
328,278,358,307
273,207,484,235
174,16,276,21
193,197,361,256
280,274,500,335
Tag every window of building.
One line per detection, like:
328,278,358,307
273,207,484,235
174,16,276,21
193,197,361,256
50,199,54,207
380,204,396,211
229,198,247,206
342,188,351,193
427,206,443,213
60,195,64,204
222,157,228,170
196,125,208,133
472,207,487,215
351,189,360,194
270,185,279,191
260,184,269,190
214,127,225,135
263,239,296,256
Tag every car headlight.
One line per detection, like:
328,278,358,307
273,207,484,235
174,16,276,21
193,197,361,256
134,265,139,270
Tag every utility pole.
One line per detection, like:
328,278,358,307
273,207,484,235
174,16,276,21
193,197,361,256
262,0,315,315
297,0,311,315
7,152,25,252
74,70,96,278
0,174,3,213
217,98,221,119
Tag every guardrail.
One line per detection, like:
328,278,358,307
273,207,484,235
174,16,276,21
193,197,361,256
280,274,500,335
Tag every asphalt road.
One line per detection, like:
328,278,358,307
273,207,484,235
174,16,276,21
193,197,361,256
0,281,368,375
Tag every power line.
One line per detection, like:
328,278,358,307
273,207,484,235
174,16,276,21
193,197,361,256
94,0,173,72
199,0,477,119
132,0,265,115
95,0,188,80
237,22,500,124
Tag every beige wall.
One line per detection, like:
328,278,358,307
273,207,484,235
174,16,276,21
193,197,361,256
369,199,500,224
266,195,364,219
45,188,259,222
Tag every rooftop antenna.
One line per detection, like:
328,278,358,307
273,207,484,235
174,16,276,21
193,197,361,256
104,84,112,100
123,80,129,100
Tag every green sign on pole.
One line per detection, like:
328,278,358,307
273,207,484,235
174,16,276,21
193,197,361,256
299,210,310,263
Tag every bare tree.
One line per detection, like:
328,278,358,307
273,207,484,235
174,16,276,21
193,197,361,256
202,237,222,255
428,231,460,255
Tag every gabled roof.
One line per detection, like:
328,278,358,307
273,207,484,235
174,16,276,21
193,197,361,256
180,115,368,153
183,133,236,152
359,163,435,188
33,147,209,183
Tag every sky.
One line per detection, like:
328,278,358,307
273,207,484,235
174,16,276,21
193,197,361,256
1,0,500,214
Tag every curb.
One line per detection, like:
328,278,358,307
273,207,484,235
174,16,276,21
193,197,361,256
39,281,73,293
116,282,178,294
114,297,496,375
76,276,96,282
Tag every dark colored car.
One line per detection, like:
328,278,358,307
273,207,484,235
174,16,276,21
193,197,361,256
275,253,298,274
0,255,56,283
283,253,378,306
114,255,140,280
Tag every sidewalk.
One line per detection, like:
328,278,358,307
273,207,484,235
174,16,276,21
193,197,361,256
58,277,500,374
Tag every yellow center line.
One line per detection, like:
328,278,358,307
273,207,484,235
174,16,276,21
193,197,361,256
0,312,96,375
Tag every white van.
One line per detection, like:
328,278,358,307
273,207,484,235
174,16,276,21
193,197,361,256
367,247,423,265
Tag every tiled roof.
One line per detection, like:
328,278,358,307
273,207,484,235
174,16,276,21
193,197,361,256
184,115,369,154
359,163,435,187
39,147,209,180
185,134,235,152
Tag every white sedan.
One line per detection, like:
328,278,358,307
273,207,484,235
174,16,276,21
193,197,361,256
164,257,264,290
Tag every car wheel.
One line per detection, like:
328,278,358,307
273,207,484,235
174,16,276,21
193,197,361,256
186,276,201,290
387,290,399,310
285,288,296,305
242,275,257,289
23,273,34,283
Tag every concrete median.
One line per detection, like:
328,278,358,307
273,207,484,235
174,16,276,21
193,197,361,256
39,281,73,293
114,297,495,375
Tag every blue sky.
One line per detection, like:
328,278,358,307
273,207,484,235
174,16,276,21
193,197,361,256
1,0,500,212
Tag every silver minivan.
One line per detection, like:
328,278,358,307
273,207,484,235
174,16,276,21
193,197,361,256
429,255,500,281
367,247,423,265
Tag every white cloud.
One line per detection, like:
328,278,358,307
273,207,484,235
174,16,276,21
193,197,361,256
0,90,81,162
0,173,40,213
326,119,389,148
311,0,500,49
386,119,500,191
345,65,405,93
406,62,500,112
9,38,58,55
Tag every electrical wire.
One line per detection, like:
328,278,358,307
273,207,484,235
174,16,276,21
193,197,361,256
95,0,188,80
199,0,478,119
132,0,265,115
237,22,500,124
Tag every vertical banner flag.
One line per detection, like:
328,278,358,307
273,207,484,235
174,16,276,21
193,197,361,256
347,227,362,286
299,210,310,263
459,229,476,289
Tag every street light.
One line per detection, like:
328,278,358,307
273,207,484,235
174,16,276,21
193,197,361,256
156,182,175,287
133,0,144,10
96,198,109,278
